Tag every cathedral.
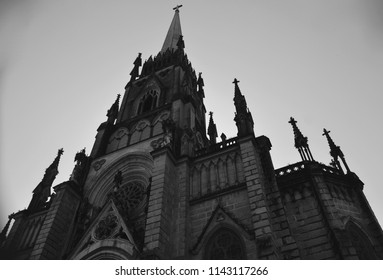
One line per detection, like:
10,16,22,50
1,8,382,260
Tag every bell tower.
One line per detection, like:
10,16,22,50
89,6,208,160
67,7,210,259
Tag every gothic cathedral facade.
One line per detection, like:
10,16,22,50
1,9,383,260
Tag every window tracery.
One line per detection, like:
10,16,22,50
137,90,160,115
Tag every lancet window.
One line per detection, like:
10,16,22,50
137,90,160,115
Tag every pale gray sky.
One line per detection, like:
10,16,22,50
1,0,383,229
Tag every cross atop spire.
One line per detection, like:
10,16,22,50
173,4,183,12
161,7,183,53
233,78,242,98
288,117,314,161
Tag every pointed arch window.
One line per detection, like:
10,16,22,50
137,90,160,115
204,228,245,259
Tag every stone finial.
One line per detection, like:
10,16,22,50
130,53,142,82
208,111,218,145
197,72,205,97
107,94,121,124
177,35,185,50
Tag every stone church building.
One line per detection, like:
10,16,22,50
1,8,382,260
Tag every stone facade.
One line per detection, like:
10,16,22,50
1,9,382,260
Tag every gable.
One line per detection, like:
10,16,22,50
69,199,137,259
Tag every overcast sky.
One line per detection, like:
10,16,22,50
1,0,382,230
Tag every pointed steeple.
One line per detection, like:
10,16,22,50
233,79,254,137
208,111,218,145
28,149,64,212
323,129,350,173
288,117,314,161
161,6,183,53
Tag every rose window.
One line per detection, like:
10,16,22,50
114,181,145,215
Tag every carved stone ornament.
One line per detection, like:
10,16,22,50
150,136,172,150
93,159,106,171
93,213,119,240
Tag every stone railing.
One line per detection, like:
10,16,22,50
275,161,342,178
318,164,342,175
194,137,238,157
275,162,307,177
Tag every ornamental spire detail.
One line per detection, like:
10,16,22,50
233,79,254,137
288,117,314,161
28,149,64,212
323,128,350,174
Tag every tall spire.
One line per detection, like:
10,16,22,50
28,149,64,212
323,129,350,173
161,6,183,53
288,117,314,161
233,79,254,137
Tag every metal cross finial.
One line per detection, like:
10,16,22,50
233,78,240,85
288,117,297,126
322,128,331,137
209,111,213,117
173,4,183,12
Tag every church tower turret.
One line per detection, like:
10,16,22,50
233,78,254,137
107,6,207,158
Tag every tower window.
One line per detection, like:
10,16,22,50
137,90,159,115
